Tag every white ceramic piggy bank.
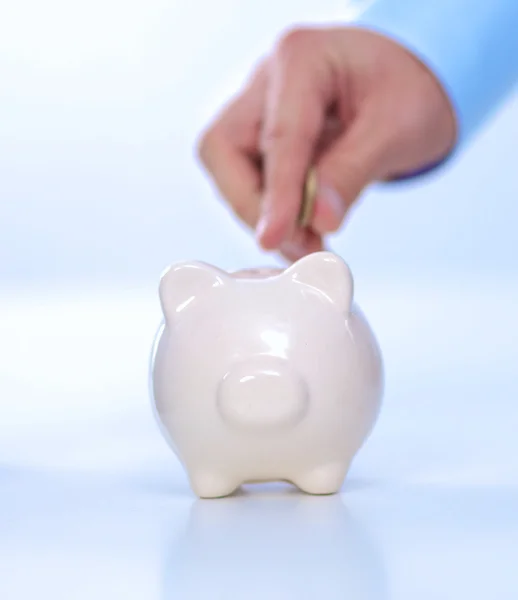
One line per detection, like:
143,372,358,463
150,251,383,498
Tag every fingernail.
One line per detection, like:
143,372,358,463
311,184,345,234
319,185,344,219
280,241,307,261
255,214,269,240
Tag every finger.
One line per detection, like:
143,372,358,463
200,133,263,227
257,29,332,250
197,61,267,229
310,109,392,234
279,228,324,262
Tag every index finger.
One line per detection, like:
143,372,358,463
257,29,330,250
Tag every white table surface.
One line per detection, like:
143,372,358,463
1,277,517,599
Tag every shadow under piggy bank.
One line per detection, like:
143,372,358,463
163,485,387,600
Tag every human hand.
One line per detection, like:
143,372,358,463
197,26,456,261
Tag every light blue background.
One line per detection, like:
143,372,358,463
1,2,517,599
1,0,517,286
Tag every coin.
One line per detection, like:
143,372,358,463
298,167,317,228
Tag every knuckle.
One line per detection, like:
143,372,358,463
275,26,312,58
261,115,314,151
260,120,290,149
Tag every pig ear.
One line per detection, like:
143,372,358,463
285,251,354,313
159,261,227,322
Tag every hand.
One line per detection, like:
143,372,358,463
197,26,456,261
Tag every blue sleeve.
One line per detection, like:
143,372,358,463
352,0,518,174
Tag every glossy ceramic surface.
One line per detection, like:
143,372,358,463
150,252,384,498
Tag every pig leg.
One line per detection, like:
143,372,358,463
189,470,240,499
292,461,349,495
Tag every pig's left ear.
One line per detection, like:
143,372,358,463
159,261,227,322
285,251,354,313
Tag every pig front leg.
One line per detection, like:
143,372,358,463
292,461,350,495
189,470,241,499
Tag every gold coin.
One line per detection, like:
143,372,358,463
298,167,317,228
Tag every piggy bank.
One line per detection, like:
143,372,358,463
150,251,383,498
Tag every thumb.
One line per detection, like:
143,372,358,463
311,111,391,235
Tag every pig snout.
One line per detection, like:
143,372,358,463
216,356,309,431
